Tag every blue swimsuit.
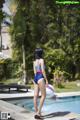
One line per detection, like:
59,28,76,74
34,63,44,84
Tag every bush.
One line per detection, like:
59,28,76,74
0,58,20,80
0,59,5,79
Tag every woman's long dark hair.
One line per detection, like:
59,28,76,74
34,48,43,59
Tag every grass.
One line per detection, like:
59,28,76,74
54,81,80,93
0,78,21,84
0,78,80,93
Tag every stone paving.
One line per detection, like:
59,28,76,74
0,90,80,120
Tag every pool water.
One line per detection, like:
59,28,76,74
8,96,80,114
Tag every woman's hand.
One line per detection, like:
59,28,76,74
46,80,48,87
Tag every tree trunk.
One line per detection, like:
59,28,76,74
0,25,2,51
22,44,27,84
75,64,80,79
73,59,80,79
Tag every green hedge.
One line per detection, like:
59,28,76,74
0,58,20,80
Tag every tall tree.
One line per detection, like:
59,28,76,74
0,0,5,51
9,0,80,80
9,0,32,83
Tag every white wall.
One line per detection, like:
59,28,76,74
1,25,12,58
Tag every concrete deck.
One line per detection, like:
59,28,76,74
0,89,35,99
0,90,80,120
0,89,80,99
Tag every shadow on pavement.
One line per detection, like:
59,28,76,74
41,111,70,119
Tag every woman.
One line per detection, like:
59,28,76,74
33,48,48,119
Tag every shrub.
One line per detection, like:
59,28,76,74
0,58,20,80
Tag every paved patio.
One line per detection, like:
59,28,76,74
0,90,80,120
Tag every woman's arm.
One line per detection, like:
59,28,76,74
33,61,36,75
40,59,48,85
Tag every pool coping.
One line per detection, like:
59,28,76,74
56,91,80,98
0,90,80,99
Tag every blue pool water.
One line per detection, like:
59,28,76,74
8,96,80,114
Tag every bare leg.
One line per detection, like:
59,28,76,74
37,78,46,115
34,83,39,113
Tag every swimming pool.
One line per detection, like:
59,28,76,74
8,96,80,114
